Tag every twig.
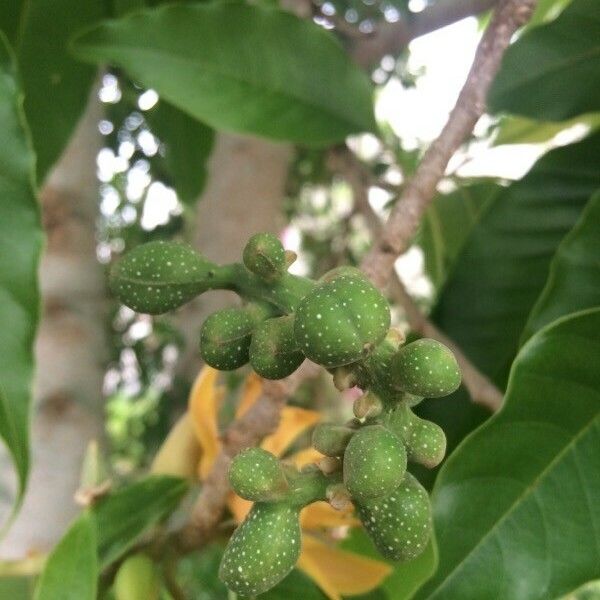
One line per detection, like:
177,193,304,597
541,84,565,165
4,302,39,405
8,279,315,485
328,147,503,412
350,0,499,68
360,0,537,289
175,362,320,552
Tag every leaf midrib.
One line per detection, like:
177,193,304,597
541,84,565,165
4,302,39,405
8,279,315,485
427,411,600,598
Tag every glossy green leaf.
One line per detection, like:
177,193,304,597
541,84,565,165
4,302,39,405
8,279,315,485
489,0,600,121
0,33,42,528
432,133,600,386
146,99,215,204
72,3,377,144
94,475,187,568
522,190,600,341
417,308,600,599
493,113,600,146
418,183,499,290
5,0,105,180
35,513,98,600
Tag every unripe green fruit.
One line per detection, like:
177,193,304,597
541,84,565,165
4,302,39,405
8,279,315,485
387,405,446,468
356,473,432,561
343,425,406,503
391,338,461,398
243,233,286,282
114,554,160,600
219,503,301,596
110,241,215,315
200,307,256,370
249,316,304,379
294,273,391,368
229,448,289,502
312,423,355,457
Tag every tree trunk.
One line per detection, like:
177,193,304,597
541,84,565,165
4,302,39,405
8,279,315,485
0,88,105,559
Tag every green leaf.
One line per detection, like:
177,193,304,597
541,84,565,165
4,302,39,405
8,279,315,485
0,33,42,528
94,475,187,568
417,308,600,599
418,183,499,290
522,190,600,341
35,513,98,600
489,0,600,121
493,113,600,146
71,3,377,144
432,133,600,387
6,0,106,180
146,99,215,205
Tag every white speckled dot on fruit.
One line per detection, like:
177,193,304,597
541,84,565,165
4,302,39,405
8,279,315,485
356,472,432,561
219,503,301,595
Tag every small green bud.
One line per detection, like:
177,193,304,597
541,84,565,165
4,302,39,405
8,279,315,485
110,241,216,315
249,316,304,380
229,448,289,502
114,554,160,600
356,473,432,561
312,423,355,457
343,425,406,503
294,272,390,368
387,405,446,468
391,338,461,398
219,503,301,595
243,233,286,282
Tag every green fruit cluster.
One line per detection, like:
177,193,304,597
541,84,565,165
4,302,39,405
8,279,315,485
109,233,463,595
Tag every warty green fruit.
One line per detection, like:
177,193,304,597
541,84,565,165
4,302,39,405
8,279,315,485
343,424,406,503
229,448,289,502
356,472,432,561
294,272,390,368
391,338,461,398
249,315,304,379
243,232,286,282
110,241,215,315
219,503,301,595
386,405,446,468
312,423,356,457
200,307,256,370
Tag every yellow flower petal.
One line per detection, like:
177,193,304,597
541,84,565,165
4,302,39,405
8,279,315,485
150,413,201,480
235,372,263,418
297,535,392,600
300,501,359,531
227,492,253,524
188,366,225,478
288,447,324,468
261,406,320,457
